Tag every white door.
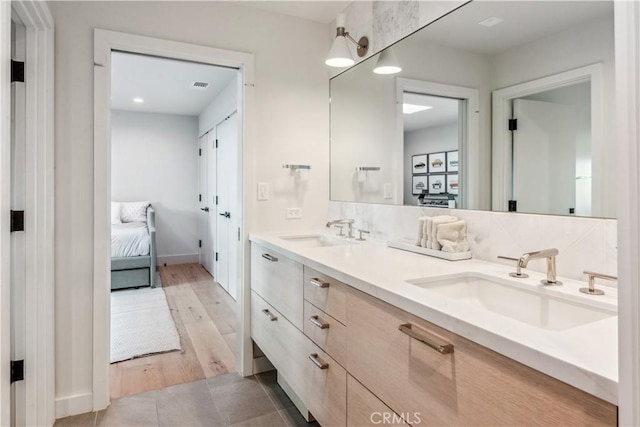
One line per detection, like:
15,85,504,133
10,18,26,427
198,134,214,274
512,99,576,216
215,112,239,300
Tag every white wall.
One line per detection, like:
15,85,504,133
199,75,238,135
51,1,330,415
403,121,458,204
111,110,199,263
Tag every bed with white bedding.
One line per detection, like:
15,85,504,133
111,202,157,290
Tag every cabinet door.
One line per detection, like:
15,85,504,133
346,289,616,426
251,244,303,329
303,266,348,324
347,375,410,427
303,301,346,366
304,341,347,427
250,291,307,399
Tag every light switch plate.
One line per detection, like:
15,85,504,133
257,182,269,201
286,207,302,219
383,183,393,199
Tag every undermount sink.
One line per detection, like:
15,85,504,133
279,234,353,248
407,273,615,331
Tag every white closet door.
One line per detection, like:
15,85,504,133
215,112,238,300
512,99,576,216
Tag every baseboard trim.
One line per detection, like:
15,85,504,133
55,392,96,419
157,253,200,266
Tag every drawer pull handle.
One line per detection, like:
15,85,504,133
309,278,329,288
309,315,330,329
399,323,454,354
261,309,278,322
308,353,329,370
262,253,278,262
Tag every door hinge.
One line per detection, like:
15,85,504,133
199,239,202,248
199,194,202,202
11,60,24,83
508,118,518,131
10,360,24,383
215,139,218,149
215,252,219,261
215,196,218,205
199,148,202,156
10,210,24,232
508,200,517,212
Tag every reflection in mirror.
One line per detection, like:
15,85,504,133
329,1,615,218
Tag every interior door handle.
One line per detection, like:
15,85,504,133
219,212,231,218
201,207,209,212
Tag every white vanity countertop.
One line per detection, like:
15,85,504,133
249,231,618,405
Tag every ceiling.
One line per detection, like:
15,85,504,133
403,93,459,133
239,1,350,24
411,1,613,56
111,52,237,116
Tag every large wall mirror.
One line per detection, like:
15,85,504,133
330,1,615,218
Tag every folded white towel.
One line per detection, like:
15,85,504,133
430,216,458,250
421,217,432,248
437,220,470,253
415,217,427,246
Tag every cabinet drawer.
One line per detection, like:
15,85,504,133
251,244,303,329
303,266,348,324
250,291,306,398
303,300,346,366
346,289,616,426
347,375,410,427
304,341,347,427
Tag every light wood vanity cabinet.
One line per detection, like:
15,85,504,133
346,289,617,426
251,242,616,427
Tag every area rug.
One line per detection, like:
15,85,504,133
111,287,182,363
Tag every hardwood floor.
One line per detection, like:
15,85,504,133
110,263,237,400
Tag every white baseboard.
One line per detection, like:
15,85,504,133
55,392,95,419
157,253,200,266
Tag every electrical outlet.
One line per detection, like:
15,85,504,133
257,182,269,201
286,207,302,219
383,183,393,199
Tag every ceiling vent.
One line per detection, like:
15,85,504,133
191,81,210,90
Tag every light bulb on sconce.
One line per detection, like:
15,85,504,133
326,13,369,68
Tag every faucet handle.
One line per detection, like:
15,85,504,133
356,229,370,241
497,255,529,278
334,225,345,237
580,271,617,296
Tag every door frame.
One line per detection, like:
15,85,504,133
93,29,254,413
0,1,55,426
491,64,604,214
395,78,479,208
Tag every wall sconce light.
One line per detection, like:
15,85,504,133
325,14,369,68
373,49,402,75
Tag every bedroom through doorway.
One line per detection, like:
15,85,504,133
108,51,241,398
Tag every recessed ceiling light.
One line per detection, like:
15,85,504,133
478,17,503,28
133,97,144,103
403,104,432,114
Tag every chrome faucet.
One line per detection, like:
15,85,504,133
518,248,562,286
326,219,355,238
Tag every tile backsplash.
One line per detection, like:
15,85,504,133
328,201,617,284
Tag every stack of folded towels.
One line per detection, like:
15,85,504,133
415,215,470,253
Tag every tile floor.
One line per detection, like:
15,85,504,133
54,371,317,427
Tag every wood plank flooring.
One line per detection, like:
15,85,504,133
110,263,237,399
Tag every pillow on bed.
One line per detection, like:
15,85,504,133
120,201,151,223
111,202,122,225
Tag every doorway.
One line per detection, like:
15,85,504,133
95,31,253,408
